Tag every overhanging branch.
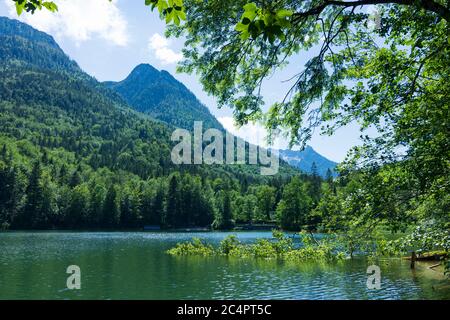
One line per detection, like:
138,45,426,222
293,0,450,22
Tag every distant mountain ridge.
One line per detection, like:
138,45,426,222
105,64,223,131
0,17,82,74
106,63,337,176
278,147,338,177
0,16,334,179
0,16,296,181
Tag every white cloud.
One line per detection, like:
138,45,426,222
218,116,289,150
148,33,182,65
5,0,128,46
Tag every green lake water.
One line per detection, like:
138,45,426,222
0,231,448,300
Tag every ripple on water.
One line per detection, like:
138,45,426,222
0,232,449,300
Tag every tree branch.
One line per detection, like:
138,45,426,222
293,0,450,22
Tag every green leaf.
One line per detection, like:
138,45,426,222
235,22,248,32
243,2,257,12
276,9,293,19
42,2,58,12
239,30,250,41
178,10,186,21
173,13,180,26
242,10,257,21
15,2,25,16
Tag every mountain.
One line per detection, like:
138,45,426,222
0,17,299,231
103,63,337,178
0,16,81,74
278,147,338,177
105,64,223,131
0,17,173,179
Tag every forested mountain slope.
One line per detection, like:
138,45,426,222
0,17,306,231
0,16,81,74
105,63,223,131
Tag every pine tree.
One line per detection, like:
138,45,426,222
120,188,141,228
0,163,17,227
89,182,106,227
165,174,180,228
153,187,165,225
325,168,336,194
325,168,333,184
309,162,322,204
19,161,44,229
214,191,234,230
59,164,68,184
0,145,6,160
69,169,82,188
41,148,49,164
243,195,256,224
311,162,318,177
103,185,120,228
35,174,55,229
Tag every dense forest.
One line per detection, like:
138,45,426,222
0,16,329,231
0,144,330,230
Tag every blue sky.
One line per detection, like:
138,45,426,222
0,0,369,162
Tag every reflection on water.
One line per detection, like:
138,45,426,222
0,232,448,300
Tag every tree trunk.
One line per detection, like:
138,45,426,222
410,251,417,269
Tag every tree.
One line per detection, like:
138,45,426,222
120,187,142,228
103,185,120,228
222,192,233,228
66,184,89,228
254,185,276,221
163,0,447,244
59,164,68,184
0,161,18,226
276,177,313,230
213,191,235,230
69,168,82,188
198,180,216,227
16,161,44,229
88,181,106,227
153,187,165,225
325,168,333,184
165,173,181,228
37,171,57,228
309,162,322,204
0,145,6,159
141,182,165,226
243,194,257,223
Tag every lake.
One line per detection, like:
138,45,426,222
0,231,448,300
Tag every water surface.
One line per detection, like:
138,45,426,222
0,232,448,299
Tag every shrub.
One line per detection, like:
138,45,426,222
167,238,215,256
168,231,346,262
219,235,241,255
